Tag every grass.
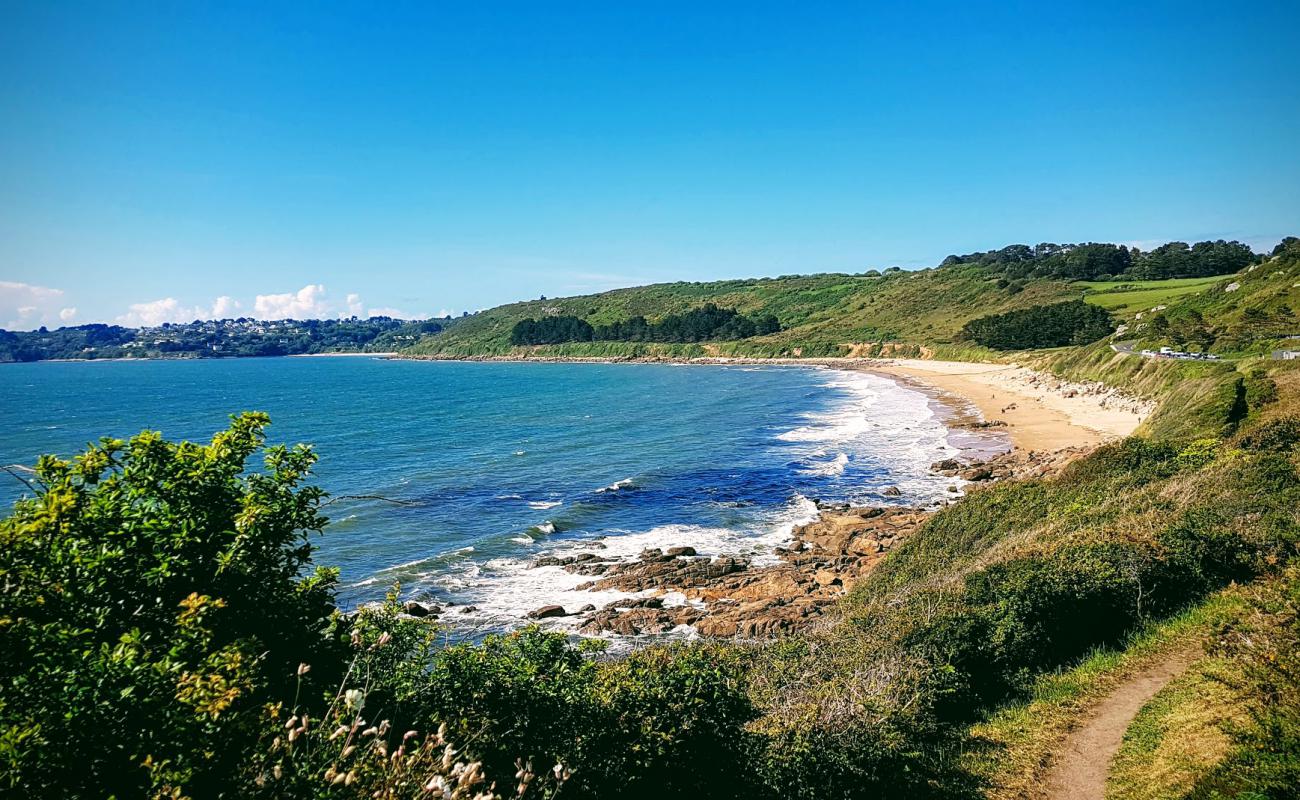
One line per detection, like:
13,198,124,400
1078,276,1225,314
401,266,1080,358
1106,655,1246,800
963,590,1245,800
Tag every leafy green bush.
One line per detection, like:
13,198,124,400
392,624,756,799
0,413,343,797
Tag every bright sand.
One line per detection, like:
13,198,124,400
868,359,1149,452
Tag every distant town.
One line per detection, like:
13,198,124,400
0,315,445,362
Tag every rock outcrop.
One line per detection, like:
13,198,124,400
523,443,1086,639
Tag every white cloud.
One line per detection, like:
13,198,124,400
1,281,69,330
253,284,331,320
33,283,424,329
116,297,208,327
117,295,246,326
210,296,241,318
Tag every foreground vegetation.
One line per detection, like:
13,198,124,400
3,351,1298,798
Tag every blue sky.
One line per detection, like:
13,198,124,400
2,1,1298,329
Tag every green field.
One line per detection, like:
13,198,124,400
1078,275,1224,313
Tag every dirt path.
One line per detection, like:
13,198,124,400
1043,649,1198,800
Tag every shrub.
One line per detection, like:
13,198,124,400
0,413,342,797
409,629,756,799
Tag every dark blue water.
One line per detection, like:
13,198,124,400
0,357,969,628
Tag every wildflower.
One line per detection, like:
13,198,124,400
297,662,311,677
375,631,392,648
425,774,448,794
344,688,365,712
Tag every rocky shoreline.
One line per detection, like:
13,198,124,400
388,355,1135,639
501,445,1090,639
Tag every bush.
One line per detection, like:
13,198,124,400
0,413,342,797
407,628,756,799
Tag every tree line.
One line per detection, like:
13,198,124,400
960,300,1114,349
942,239,1258,282
510,303,780,345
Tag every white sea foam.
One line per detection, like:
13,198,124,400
596,478,635,493
438,493,822,634
368,367,974,637
803,451,850,476
779,370,965,503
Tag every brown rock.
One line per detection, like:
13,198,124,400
403,601,440,617
527,605,567,619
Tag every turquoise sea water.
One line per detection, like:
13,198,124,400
0,357,984,631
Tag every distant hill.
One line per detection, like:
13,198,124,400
403,267,1080,358
402,237,1280,359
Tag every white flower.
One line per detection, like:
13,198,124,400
343,689,365,712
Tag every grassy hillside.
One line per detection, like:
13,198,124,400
403,239,1297,363
1112,243,1300,356
1077,275,1224,314
404,266,1077,358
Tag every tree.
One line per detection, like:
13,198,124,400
0,413,341,797
960,300,1114,349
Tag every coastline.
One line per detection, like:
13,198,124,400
386,353,1149,638
395,353,1152,453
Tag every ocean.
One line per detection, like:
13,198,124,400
0,356,987,632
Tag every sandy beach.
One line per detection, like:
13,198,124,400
869,359,1151,452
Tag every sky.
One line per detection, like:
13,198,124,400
2,1,1298,330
